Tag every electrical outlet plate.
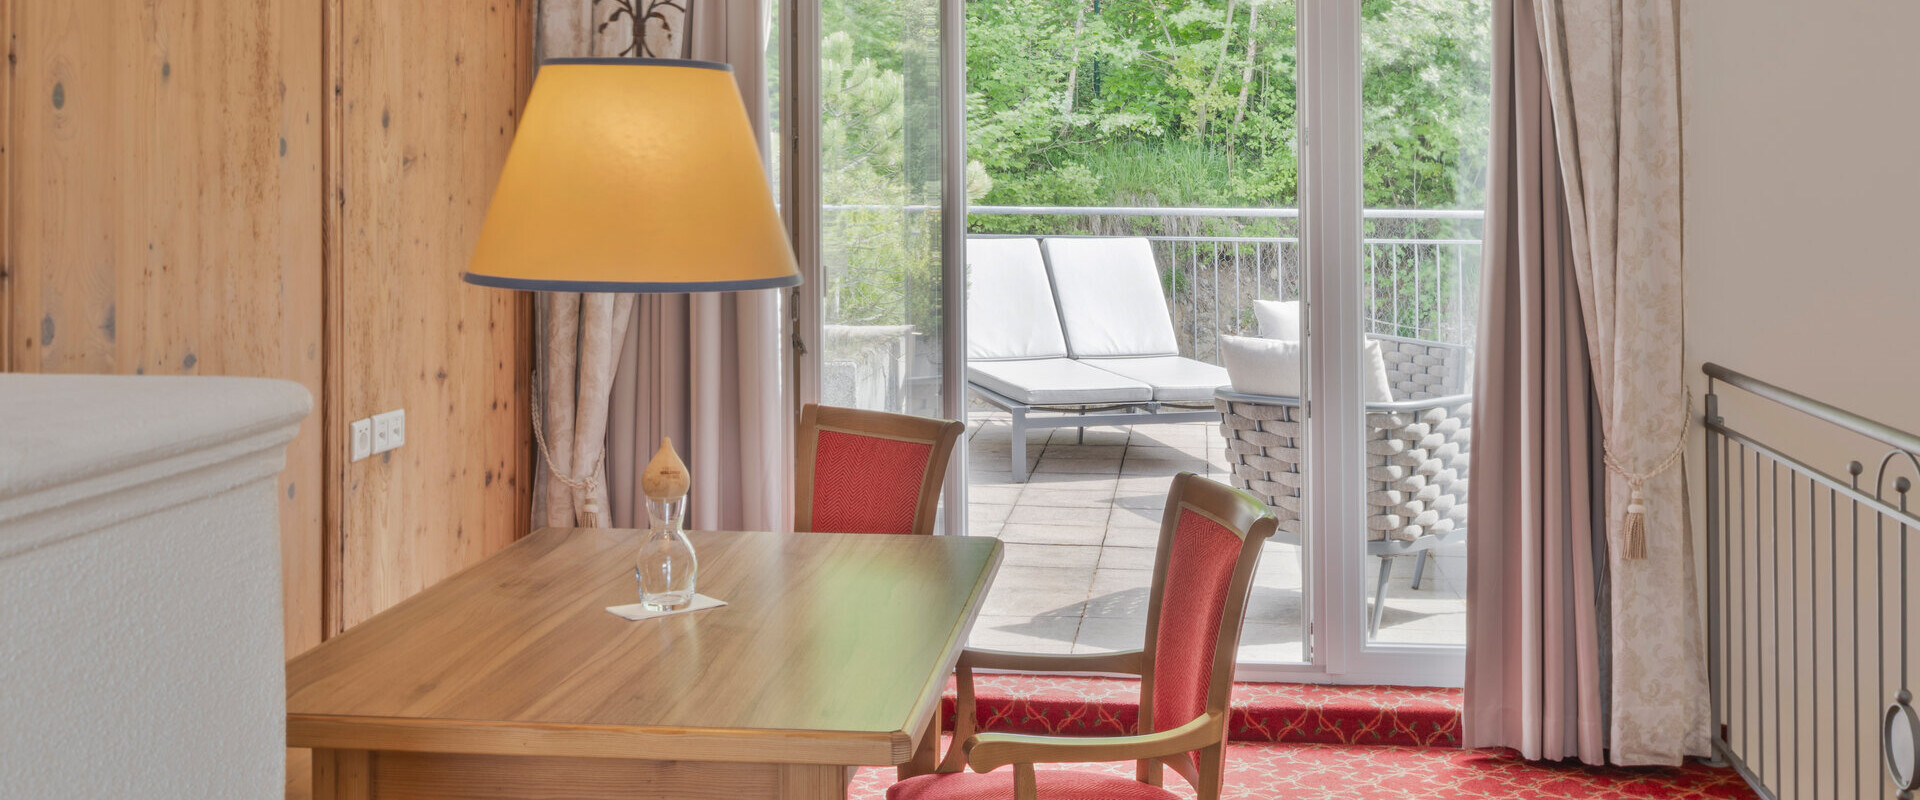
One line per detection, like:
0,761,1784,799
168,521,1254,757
371,409,406,454
371,413,392,453
350,418,373,462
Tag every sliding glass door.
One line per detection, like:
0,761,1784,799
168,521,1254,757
1298,0,1487,684
790,0,967,528
803,0,950,418
788,0,1487,685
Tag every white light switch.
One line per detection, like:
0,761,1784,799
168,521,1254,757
350,418,373,462
371,413,391,453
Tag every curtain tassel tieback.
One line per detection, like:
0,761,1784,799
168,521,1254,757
1603,392,1690,562
532,394,607,528
1620,486,1649,560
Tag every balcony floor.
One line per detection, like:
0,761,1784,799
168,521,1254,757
962,411,1466,663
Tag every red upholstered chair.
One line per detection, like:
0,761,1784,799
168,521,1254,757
794,403,965,536
889,472,1278,800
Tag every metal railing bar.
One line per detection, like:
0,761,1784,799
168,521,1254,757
1790,470,1800,797
1770,456,1780,791
1710,424,1920,528
1851,460,1864,800
1879,497,1889,791
1742,441,1752,767
1706,362,1920,459
955,204,1486,219
1825,482,1836,800
966,233,1304,244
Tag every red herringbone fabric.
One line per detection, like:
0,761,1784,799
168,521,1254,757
887,769,1181,800
1151,509,1243,767
809,429,933,534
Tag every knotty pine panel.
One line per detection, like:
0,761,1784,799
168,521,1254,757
2,0,327,659
326,0,535,633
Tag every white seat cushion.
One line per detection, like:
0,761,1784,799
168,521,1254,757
1220,335,1303,397
966,238,1069,361
1082,356,1229,402
969,358,1153,406
1253,299,1302,340
1041,238,1180,358
1219,335,1396,402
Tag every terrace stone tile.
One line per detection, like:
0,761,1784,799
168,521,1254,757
999,522,1108,546
962,415,1465,659
1000,542,1102,571
970,614,1078,654
1096,545,1158,571
1016,487,1116,508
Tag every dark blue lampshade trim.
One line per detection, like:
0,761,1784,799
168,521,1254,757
463,271,802,294
541,57,732,73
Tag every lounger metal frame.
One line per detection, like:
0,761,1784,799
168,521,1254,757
969,382,1221,483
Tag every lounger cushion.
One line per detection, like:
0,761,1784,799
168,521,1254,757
966,238,1069,361
1083,356,1229,402
1041,237,1182,358
969,358,1153,406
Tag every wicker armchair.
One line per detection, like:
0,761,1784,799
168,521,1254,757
1214,334,1473,637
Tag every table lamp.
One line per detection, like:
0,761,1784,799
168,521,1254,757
464,57,801,293
465,58,801,610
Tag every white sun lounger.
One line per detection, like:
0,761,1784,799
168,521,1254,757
966,236,1227,481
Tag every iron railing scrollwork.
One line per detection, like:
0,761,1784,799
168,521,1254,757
1705,363,1920,800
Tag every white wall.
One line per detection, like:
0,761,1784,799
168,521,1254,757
1684,0,1920,445
1680,5,1920,793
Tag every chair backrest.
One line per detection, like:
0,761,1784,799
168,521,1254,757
794,403,965,536
966,238,1069,362
1369,333,1473,400
1041,237,1181,359
1139,473,1278,796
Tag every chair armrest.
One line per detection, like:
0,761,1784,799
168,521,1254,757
960,648,1146,675
1363,391,1473,413
965,713,1223,772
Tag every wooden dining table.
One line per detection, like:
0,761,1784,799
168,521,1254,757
286,527,1002,799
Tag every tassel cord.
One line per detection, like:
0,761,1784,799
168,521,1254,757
531,389,608,527
1601,391,1691,561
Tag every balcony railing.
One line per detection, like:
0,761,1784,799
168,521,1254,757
967,205,1484,365
810,204,1482,410
819,204,1484,369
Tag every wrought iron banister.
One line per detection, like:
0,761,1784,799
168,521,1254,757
1703,362,1920,800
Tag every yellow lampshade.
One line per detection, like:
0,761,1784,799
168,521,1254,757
465,59,801,292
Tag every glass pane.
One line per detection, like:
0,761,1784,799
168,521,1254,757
955,0,1306,665
1357,0,1490,646
818,0,945,419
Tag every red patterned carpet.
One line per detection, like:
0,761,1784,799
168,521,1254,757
853,742,1753,799
942,674,1462,747
845,677,1756,799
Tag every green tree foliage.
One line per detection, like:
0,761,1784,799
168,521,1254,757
818,0,1490,331
965,0,1489,214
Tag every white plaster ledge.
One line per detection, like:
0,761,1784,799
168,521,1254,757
0,374,312,558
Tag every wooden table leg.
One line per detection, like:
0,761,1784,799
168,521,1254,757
311,749,370,800
779,764,848,800
898,709,942,781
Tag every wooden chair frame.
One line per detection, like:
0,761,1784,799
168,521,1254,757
930,472,1279,800
794,403,965,536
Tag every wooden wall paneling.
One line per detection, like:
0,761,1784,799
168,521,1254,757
2,1,326,654
330,0,534,632
0,0,10,370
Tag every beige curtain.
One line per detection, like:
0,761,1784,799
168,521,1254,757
531,1,789,533
1463,0,1608,766
602,0,794,533
526,2,652,529
1534,0,1708,765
